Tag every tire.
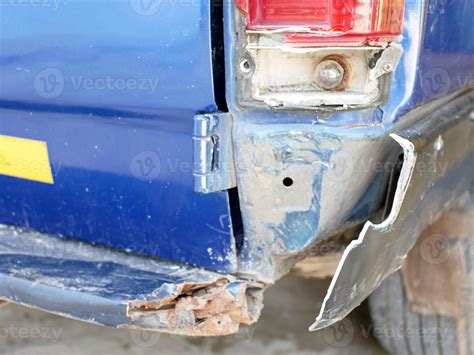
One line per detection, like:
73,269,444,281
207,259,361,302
369,268,473,355
369,192,474,355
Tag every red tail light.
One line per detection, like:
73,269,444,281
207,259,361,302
236,0,404,45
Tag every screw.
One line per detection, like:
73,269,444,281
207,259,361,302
383,63,394,72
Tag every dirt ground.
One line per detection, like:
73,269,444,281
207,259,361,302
0,275,387,355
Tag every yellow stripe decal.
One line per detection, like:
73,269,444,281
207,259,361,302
0,135,54,184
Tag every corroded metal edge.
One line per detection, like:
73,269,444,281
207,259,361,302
0,225,265,336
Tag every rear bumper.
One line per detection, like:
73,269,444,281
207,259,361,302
0,225,264,336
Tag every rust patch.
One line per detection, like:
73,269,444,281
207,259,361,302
126,279,265,336
318,55,352,91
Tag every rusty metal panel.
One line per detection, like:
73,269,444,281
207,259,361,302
0,225,265,336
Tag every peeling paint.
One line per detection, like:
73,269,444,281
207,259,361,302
233,121,393,281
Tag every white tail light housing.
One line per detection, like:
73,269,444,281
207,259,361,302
235,0,404,110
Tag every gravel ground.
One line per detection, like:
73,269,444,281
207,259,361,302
0,275,387,355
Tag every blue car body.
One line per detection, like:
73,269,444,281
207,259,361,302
0,0,472,336
0,0,238,272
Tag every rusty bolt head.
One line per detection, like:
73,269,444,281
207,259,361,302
314,59,345,90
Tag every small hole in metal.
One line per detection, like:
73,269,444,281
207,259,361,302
283,177,294,187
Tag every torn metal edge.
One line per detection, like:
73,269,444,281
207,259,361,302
125,279,265,336
0,225,266,337
309,133,416,331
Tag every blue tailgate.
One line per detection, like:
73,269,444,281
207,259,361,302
0,0,237,272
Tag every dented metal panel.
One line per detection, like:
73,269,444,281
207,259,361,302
310,99,474,330
0,225,264,336
232,121,395,281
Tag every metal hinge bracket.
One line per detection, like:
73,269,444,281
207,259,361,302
193,113,236,193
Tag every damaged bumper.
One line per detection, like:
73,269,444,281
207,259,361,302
231,90,474,329
312,101,474,329
0,225,264,336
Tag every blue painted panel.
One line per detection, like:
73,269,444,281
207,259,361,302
413,0,474,106
0,0,216,113
373,0,474,121
0,1,237,272
0,107,237,271
0,226,249,332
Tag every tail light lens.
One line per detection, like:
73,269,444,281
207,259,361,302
236,0,404,45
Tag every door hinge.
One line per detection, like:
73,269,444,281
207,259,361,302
193,113,236,193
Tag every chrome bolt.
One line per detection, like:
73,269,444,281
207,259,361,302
314,60,345,90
